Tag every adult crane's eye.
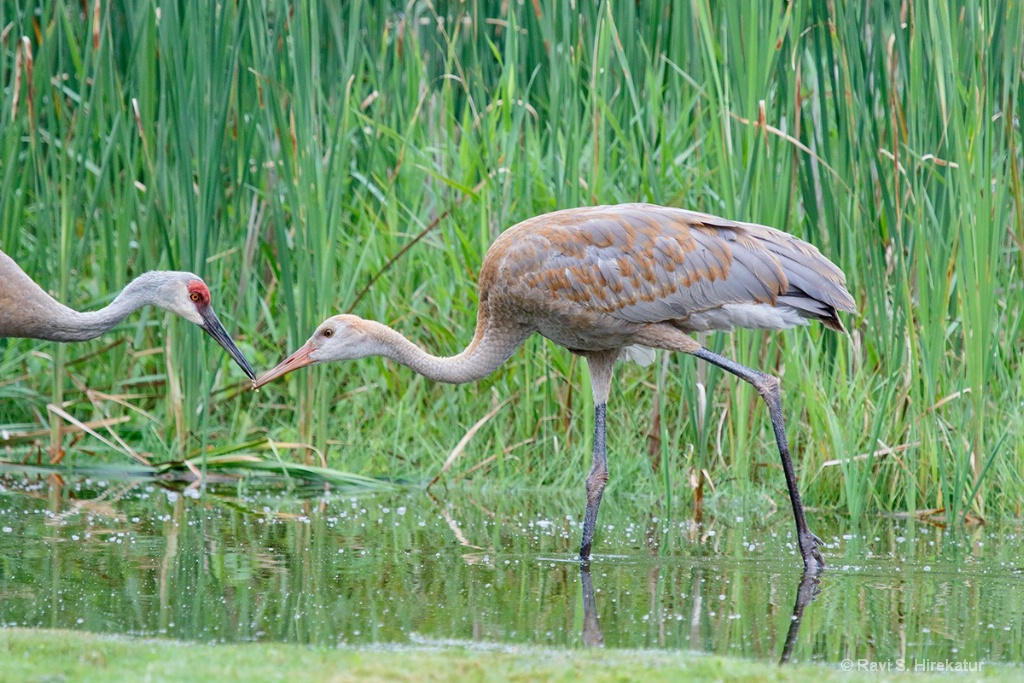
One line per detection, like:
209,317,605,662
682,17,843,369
322,328,334,338
190,292,201,302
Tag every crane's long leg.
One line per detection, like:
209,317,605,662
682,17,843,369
580,402,608,560
693,346,825,573
580,351,618,561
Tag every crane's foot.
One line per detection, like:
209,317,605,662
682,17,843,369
799,530,826,574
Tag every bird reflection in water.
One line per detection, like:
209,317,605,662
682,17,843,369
579,561,605,647
779,572,822,665
577,561,822,661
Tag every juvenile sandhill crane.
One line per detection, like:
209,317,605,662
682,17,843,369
0,248,256,380
255,204,855,572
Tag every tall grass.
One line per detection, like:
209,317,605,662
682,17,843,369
0,1,1021,520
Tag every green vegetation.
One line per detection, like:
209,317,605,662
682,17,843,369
0,2,1022,522
2,628,1020,683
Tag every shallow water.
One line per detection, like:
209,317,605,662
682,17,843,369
0,474,1022,669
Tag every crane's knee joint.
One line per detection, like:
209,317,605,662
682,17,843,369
754,372,781,399
586,469,609,494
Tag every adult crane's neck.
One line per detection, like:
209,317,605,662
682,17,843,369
368,318,527,385
41,275,163,342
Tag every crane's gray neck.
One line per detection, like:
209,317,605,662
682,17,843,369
37,273,169,342
371,321,528,384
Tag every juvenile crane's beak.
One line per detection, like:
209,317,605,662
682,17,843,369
198,306,257,380
253,340,316,389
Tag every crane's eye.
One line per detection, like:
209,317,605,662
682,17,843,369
189,292,201,303
322,328,334,338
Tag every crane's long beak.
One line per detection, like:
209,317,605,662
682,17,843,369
253,340,316,389
199,306,257,381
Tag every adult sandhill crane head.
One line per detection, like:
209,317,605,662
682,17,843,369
253,203,856,573
139,272,258,380
0,249,256,380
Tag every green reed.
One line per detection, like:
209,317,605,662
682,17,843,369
0,1,1021,519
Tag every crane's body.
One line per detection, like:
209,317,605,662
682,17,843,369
255,204,856,572
481,203,849,352
0,248,256,379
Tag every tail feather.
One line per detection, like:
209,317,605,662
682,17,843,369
777,290,847,332
742,225,856,333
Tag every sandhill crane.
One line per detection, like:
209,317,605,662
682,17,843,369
0,248,256,380
254,204,855,572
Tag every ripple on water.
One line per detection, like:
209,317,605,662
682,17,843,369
0,473,1021,668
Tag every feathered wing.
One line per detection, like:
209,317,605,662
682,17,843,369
493,204,854,333
733,218,855,330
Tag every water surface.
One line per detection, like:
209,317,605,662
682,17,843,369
0,474,1021,668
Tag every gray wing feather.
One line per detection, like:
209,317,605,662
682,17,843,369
496,204,853,331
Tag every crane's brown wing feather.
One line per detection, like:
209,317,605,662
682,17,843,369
490,204,853,332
